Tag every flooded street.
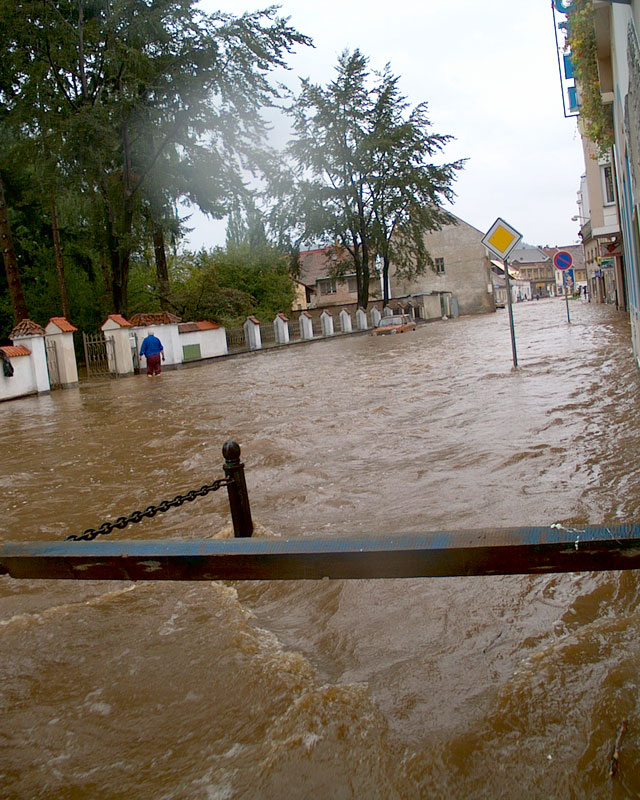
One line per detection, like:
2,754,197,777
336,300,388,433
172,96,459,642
2,298,640,798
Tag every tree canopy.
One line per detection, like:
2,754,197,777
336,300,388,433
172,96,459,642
274,49,465,307
0,0,310,329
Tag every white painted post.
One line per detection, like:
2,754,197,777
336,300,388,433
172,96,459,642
370,307,381,328
383,305,394,317
162,322,182,366
10,320,50,394
243,316,262,350
101,315,135,375
274,313,290,345
320,310,334,336
299,311,314,340
44,318,79,386
339,309,352,333
355,307,369,330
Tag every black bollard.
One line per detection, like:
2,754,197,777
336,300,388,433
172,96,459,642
223,440,254,538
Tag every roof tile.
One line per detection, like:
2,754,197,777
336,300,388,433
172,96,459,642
129,311,182,326
48,316,78,333
1,345,30,357
10,319,46,337
104,314,132,328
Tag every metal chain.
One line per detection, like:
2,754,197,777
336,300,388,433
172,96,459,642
66,477,232,542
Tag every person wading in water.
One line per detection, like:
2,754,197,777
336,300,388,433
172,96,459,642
139,331,165,376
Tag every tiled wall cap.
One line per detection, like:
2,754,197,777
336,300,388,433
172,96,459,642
1,345,30,357
10,319,46,337
48,317,78,333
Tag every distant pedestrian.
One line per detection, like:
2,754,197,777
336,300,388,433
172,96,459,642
140,331,165,376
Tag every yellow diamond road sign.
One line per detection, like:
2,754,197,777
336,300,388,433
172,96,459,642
481,217,522,260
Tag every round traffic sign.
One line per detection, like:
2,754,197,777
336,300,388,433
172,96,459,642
553,250,573,270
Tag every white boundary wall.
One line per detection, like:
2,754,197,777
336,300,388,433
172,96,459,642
0,336,49,401
179,326,227,358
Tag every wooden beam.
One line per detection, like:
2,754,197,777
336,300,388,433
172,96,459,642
1,524,640,581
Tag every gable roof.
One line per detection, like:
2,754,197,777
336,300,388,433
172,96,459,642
509,245,551,265
103,313,132,328
47,316,78,333
10,319,46,337
440,211,486,238
541,245,585,270
298,247,354,284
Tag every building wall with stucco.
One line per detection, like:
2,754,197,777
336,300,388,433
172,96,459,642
389,216,495,315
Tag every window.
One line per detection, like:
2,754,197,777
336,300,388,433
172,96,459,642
319,278,337,295
602,164,615,205
347,277,357,293
434,257,445,274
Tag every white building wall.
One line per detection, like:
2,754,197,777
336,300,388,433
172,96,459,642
0,355,37,400
133,324,182,368
178,328,227,358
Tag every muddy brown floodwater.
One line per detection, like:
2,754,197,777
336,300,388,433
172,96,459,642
2,298,640,798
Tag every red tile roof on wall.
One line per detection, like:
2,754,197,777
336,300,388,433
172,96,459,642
1,345,30,357
10,319,46,337
105,314,132,328
128,311,182,326
177,320,221,334
48,316,78,333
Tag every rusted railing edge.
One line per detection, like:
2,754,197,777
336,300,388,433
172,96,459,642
1,524,640,581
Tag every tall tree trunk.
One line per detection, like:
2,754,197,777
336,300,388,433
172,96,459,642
110,250,129,315
382,255,390,305
50,194,71,319
0,172,28,324
357,196,370,309
152,216,170,311
99,253,110,296
358,242,370,309
102,195,130,316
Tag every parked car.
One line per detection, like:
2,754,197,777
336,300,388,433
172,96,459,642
371,314,417,335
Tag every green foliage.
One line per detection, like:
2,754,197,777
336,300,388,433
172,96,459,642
0,160,110,339
276,49,464,307
0,0,311,319
164,244,295,326
566,0,614,151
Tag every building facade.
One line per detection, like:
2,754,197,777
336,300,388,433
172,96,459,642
297,247,380,310
389,215,495,316
558,1,640,366
576,140,623,305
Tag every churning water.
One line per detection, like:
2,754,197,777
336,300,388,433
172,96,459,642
2,299,640,798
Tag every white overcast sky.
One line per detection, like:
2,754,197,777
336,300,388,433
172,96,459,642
185,0,583,251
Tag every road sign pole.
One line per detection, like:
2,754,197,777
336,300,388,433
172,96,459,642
553,251,573,324
481,218,522,370
504,258,518,368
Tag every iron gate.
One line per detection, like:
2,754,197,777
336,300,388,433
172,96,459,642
44,339,62,390
82,332,115,379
